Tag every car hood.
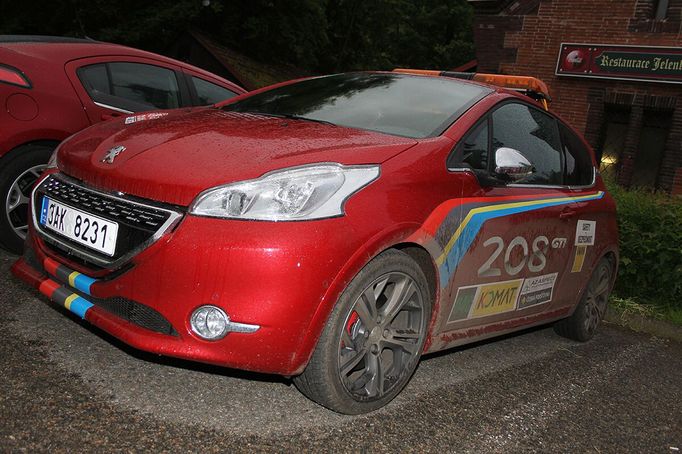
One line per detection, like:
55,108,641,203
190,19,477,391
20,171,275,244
57,109,417,206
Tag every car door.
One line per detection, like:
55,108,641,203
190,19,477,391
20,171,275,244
65,57,191,123
437,101,582,336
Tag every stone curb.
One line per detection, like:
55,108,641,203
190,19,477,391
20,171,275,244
604,305,682,343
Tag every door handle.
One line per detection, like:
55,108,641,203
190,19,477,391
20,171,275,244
559,208,577,220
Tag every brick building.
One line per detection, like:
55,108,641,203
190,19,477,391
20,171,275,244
468,0,682,193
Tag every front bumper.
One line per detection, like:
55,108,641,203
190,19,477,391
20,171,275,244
13,210,365,376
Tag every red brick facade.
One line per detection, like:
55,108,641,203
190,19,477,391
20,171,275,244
470,0,682,193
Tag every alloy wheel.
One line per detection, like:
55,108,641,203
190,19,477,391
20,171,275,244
5,164,45,240
583,262,611,335
338,271,426,400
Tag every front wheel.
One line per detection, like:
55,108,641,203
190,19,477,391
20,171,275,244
0,144,53,254
294,249,432,414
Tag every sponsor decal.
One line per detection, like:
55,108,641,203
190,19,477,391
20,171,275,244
575,220,596,246
448,285,478,322
571,245,588,273
448,279,523,323
124,112,168,124
571,220,595,273
518,272,557,309
470,279,523,318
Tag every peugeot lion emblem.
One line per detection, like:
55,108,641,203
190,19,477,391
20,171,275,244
102,145,126,164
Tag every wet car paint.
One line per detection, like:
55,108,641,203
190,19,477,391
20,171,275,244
12,78,618,377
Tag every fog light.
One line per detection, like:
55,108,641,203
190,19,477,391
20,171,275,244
191,305,229,340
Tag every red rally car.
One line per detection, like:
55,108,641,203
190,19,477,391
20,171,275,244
12,70,618,414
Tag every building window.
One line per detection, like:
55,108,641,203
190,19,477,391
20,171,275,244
598,105,630,178
631,110,673,189
654,0,669,19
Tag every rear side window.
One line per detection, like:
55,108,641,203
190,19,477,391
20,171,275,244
559,123,594,186
492,103,563,186
109,63,180,110
79,64,109,94
78,62,181,111
192,76,237,105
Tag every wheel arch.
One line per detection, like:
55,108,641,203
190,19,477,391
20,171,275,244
0,139,60,164
288,224,441,375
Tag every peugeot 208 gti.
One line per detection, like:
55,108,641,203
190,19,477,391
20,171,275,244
12,71,618,414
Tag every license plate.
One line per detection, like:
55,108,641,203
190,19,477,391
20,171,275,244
39,196,119,256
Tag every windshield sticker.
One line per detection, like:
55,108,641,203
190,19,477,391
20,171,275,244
124,112,169,125
518,272,558,309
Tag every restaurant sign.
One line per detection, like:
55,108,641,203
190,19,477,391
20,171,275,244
556,43,682,84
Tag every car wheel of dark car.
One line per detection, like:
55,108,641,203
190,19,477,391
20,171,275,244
294,249,431,414
554,257,614,342
0,144,52,254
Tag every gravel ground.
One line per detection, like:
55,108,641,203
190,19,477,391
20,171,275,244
1,249,680,453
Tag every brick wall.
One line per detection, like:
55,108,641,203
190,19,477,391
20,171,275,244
471,0,682,190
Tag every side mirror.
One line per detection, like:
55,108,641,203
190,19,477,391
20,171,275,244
494,147,533,181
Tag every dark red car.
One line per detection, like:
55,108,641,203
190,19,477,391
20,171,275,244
0,35,246,253
12,71,618,414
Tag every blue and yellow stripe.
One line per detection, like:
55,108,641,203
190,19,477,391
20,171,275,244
436,191,604,286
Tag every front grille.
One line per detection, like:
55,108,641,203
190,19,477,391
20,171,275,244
40,176,169,230
89,295,177,336
33,174,182,269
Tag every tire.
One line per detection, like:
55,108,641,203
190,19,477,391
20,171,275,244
554,257,614,342
294,249,432,414
0,144,53,254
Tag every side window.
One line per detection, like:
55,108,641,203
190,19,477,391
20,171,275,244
78,64,110,95
448,119,489,170
192,76,237,105
492,103,563,186
78,62,181,112
108,63,180,110
559,123,594,186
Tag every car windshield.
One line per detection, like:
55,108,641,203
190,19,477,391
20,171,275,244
222,73,492,138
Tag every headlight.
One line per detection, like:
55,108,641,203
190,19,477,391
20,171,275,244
189,163,380,221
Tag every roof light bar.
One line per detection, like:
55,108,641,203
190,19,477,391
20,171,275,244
0,64,32,88
393,68,551,109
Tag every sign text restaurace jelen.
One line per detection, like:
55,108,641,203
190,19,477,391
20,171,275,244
598,52,682,75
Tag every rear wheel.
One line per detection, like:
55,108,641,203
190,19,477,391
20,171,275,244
554,257,614,342
294,249,431,414
0,144,53,254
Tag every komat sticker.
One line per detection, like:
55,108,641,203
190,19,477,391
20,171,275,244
470,279,523,319
448,279,524,322
518,272,557,309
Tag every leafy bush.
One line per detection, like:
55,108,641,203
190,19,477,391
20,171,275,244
607,180,682,310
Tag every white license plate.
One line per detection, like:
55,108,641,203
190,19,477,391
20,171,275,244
39,196,119,256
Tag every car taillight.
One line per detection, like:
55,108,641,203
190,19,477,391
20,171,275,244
0,64,31,88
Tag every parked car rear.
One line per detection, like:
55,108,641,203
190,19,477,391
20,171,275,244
0,35,246,253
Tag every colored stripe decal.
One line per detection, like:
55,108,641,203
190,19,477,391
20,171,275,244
42,258,96,295
73,273,96,295
436,191,604,286
37,278,94,319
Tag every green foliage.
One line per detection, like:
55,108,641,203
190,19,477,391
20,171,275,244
607,180,682,311
0,0,474,73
